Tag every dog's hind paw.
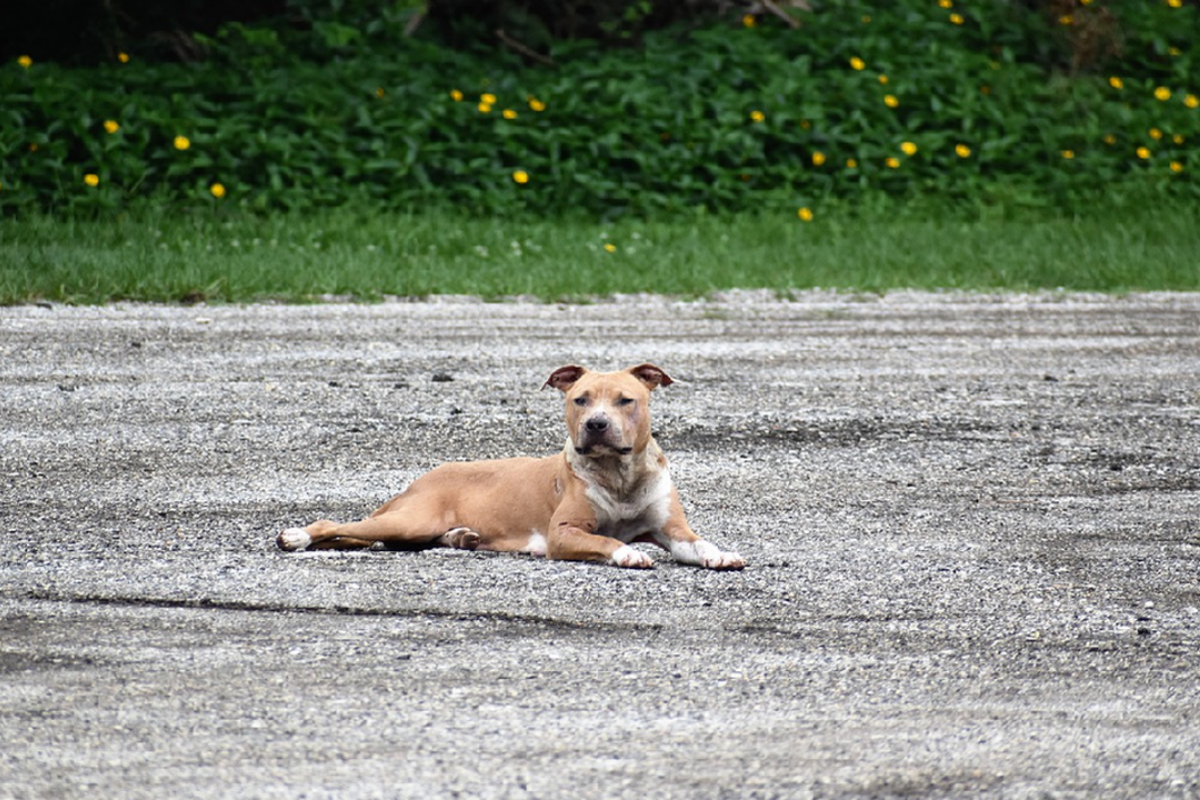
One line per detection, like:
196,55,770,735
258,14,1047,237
277,527,313,552
438,527,481,550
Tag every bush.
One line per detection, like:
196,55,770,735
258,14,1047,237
1,0,1197,218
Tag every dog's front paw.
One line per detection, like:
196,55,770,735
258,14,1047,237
675,539,746,570
277,527,313,552
611,544,655,569
702,549,746,571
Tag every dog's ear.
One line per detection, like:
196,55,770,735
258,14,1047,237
627,363,674,390
543,365,588,392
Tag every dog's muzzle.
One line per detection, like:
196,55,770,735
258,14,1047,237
575,414,632,455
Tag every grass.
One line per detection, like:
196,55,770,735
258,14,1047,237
2,203,1199,304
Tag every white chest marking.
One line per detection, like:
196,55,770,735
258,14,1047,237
584,469,673,543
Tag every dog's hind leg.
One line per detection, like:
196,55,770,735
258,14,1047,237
277,512,469,552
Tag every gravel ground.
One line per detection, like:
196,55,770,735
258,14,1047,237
2,291,1199,800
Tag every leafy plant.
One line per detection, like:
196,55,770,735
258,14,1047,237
1,0,1197,219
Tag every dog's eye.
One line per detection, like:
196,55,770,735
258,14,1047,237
573,397,589,406
616,397,635,407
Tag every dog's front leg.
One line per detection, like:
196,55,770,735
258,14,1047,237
546,492,654,568
548,524,654,568
654,491,746,570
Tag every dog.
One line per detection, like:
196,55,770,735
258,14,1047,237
277,363,745,570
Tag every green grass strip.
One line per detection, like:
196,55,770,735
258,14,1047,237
3,204,1198,304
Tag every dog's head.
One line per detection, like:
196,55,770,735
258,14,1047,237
543,364,673,457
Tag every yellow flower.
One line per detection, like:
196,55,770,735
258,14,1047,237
502,108,518,120
1185,94,1199,109
1174,135,1186,144
478,102,492,114
742,14,756,27
29,143,38,152
846,158,858,169
955,143,972,158
861,15,871,24
174,135,190,151
885,157,900,169
375,87,385,98
950,13,964,25
104,120,120,134
118,52,130,63
603,243,617,253
1149,128,1163,140
850,56,865,71
450,89,463,101
210,183,226,199
1059,14,1073,25
84,173,99,187
1062,150,1075,159
1103,134,1117,145
900,141,918,156
750,110,765,123
939,0,953,8
878,74,888,85
1170,47,1182,56
17,55,32,68
797,207,813,222
481,93,497,105
1154,86,1171,101
1109,76,1123,90
1137,146,1151,159
884,94,899,108
1170,161,1184,173
529,97,546,112
1168,0,1182,7
812,151,826,166
512,170,529,184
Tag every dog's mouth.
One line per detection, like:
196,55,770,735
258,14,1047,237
574,443,634,456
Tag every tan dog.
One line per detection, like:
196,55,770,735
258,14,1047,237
277,364,745,570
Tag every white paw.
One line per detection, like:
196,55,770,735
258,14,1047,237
702,549,746,571
674,539,746,570
277,527,313,552
611,544,655,569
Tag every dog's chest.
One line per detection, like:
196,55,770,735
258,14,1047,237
584,469,673,542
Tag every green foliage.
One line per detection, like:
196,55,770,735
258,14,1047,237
2,0,1198,219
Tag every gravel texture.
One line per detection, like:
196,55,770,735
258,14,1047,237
2,291,1199,799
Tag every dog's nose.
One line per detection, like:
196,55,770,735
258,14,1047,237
585,416,610,433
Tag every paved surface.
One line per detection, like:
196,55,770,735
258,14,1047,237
2,292,1199,799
